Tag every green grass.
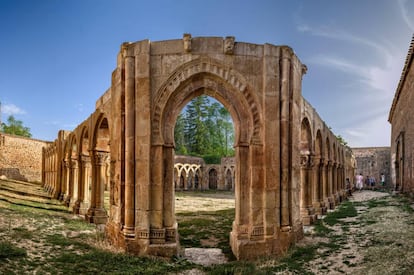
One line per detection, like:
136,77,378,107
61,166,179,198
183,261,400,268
0,241,27,260
323,201,357,226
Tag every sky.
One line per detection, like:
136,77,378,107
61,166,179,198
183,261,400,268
0,0,413,147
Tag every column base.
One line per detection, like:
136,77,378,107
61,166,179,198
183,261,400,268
86,207,108,224
313,201,327,215
300,207,317,225
230,224,303,260
69,199,81,214
327,196,335,209
79,201,90,215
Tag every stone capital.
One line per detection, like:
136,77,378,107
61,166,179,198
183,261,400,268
93,151,110,166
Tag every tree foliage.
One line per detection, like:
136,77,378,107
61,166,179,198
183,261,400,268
1,115,32,138
174,96,234,163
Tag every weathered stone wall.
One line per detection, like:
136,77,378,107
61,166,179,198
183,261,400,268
0,133,51,182
352,147,391,187
389,35,414,194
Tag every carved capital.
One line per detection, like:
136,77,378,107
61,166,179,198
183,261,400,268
94,151,110,166
70,159,79,169
300,153,311,168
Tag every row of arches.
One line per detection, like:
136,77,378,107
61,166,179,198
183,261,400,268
299,106,356,224
173,162,235,191
42,112,111,224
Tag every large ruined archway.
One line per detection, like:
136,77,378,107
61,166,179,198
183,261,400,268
41,36,354,261
101,37,309,260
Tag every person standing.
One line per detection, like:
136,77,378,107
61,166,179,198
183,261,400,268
381,173,385,187
356,173,364,191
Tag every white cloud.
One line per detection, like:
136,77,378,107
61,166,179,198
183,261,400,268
343,113,391,147
398,0,414,31
1,103,26,115
310,54,402,97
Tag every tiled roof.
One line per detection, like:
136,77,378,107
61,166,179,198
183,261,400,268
388,34,414,122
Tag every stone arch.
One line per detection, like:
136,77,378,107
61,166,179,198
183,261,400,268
87,114,111,224
225,168,233,191
313,130,325,215
208,168,218,190
299,118,314,225
68,134,80,212
79,127,92,215
153,57,263,146
150,57,265,258
61,139,71,202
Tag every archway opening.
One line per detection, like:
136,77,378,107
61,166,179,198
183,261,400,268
93,116,111,219
173,95,236,258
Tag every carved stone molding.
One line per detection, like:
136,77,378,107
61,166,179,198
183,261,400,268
94,151,110,166
224,36,235,54
183,33,191,53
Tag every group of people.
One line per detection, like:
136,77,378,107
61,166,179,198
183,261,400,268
353,173,386,191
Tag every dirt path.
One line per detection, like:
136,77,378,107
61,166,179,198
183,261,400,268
298,190,414,274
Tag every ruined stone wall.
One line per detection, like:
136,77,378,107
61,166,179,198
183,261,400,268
352,147,391,187
389,35,414,194
0,133,51,182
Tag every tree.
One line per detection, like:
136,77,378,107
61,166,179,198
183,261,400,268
174,95,235,163
184,96,210,155
1,115,32,138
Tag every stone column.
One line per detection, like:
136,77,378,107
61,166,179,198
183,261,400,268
312,157,321,214
64,159,74,206
124,51,135,237
163,145,177,243
300,153,315,225
91,151,110,224
79,155,92,215
230,144,250,248
60,159,68,201
280,52,291,230
332,162,339,205
69,158,80,214
327,161,334,209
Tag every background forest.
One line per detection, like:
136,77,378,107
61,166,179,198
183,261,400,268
174,96,234,164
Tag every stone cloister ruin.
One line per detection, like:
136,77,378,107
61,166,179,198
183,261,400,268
42,35,355,260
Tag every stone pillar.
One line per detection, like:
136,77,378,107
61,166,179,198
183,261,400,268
230,144,250,255
150,144,164,243
60,159,68,201
280,52,291,230
312,157,322,215
163,145,177,243
79,155,92,215
123,49,135,237
332,162,339,205
300,153,315,225
327,161,335,209
322,160,329,209
87,151,109,224
69,158,80,213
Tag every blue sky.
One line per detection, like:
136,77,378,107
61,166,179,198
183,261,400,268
0,0,413,147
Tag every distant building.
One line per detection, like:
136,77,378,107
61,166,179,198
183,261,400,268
352,147,391,187
389,34,414,193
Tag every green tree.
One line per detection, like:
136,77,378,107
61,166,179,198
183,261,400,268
174,113,188,155
174,96,235,162
184,96,210,155
1,115,32,138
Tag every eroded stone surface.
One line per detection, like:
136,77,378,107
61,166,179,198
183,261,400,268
184,248,227,266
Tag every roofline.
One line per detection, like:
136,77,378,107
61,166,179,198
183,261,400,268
388,34,414,122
